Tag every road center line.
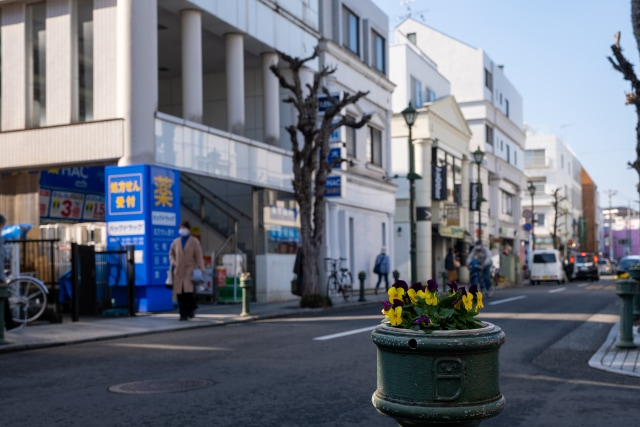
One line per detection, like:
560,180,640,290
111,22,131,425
549,287,566,293
313,325,377,341
488,295,527,305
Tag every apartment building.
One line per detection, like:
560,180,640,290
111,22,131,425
524,128,583,259
393,19,527,281
0,0,394,309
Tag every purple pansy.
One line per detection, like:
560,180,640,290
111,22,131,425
426,279,439,293
394,280,409,291
414,315,431,325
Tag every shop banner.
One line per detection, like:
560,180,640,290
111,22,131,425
432,165,446,201
40,166,106,222
470,182,480,211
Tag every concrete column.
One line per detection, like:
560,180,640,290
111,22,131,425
262,52,280,145
93,0,118,120
226,33,245,135
513,186,522,258
1,3,27,130
182,9,203,123
46,0,73,126
489,175,500,241
117,0,158,165
414,138,433,282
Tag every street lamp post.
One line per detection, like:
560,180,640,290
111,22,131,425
401,103,419,284
528,182,536,251
472,147,485,242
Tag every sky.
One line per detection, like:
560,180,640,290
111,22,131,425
371,0,639,209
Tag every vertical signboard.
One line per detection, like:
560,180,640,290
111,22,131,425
432,165,447,201
105,164,180,312
470,182,480,211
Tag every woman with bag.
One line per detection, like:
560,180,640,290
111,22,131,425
169,221,205,321
445,247,460,282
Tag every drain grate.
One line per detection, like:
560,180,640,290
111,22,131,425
108,379,214,395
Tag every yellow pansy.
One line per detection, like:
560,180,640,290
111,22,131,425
407,288,426,303
475,292,484,311
388,287,405,302
424,291,438,306
462,293,473,311
388,306,403,326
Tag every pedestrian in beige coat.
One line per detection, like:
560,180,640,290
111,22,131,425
169,220,204,320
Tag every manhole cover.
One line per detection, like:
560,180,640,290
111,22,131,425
108,379,214,395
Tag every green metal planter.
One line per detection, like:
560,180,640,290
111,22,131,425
371,322,506,427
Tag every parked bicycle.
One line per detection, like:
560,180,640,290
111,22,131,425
3,242,49,327
325,257,353,301
6,273,48,326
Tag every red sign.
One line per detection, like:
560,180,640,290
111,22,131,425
216,267,227,287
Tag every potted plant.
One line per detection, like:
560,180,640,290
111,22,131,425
372,279,505,427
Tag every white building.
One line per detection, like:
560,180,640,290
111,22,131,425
389,30,472,283
0,0,394,306
394,19,528,281
524,127,583,258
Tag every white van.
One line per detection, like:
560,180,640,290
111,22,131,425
530,249,565,285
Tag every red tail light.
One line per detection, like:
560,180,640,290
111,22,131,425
594,255,598,263
570,256,575,263
581,252,586,256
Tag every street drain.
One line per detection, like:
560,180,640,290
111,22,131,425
108,379,214,395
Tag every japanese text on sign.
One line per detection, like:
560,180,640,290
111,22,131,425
108,173,143,215
153,175,174,207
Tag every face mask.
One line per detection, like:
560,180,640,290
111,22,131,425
178,228,190,237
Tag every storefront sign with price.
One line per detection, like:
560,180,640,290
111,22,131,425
49,191,85,220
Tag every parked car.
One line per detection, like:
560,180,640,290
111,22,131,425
530,249,566,285
597,258,613,275
566,252,599,282
616,255,640,276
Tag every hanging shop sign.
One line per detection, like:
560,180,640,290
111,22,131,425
432,164,447,201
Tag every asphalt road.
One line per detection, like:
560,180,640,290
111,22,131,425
1,276,639,427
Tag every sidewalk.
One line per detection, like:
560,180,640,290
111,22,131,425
0,290,387,354
2,288,640,378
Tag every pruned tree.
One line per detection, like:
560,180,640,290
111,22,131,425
549,188,567,250
608,1,640,196
270,46,370,301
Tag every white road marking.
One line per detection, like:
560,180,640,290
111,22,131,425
488,295,527,305
549,287,566,293
577,283,588,288
313,325,377,341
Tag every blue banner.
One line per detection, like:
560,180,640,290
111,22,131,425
40,166,106,222
105,165,180,312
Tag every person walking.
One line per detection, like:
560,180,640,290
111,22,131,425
466,240,493,296
292,246,303,296
445,247,460,282
169,221,205,321
0,214,19,331
374,247,390,294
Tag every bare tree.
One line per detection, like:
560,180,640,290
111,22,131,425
270,47,370,301
608,1,640,194
549,188,567,250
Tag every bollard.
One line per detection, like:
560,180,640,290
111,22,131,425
392,270,400,282
628,266,640,319
615,280,638,349
240,276,252,317
358,271,366,302
0,285,8,345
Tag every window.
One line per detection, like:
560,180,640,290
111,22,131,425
407,32,416,44
535,213,545,227
485,124,494,145
425,87,436,102
367,126,382,166
500,190,513,215
382,222,386,246
506,144,510,163
561,154,564,168
345,115,356,157
76,0,94,122
372,31,385,73
528,178,546,194
505,99,510,117
27,2,46,128
410,76,422,107
343,7,359,55
499,93,502,104
514,150,517,165
484,68,492,90
525,149,546,168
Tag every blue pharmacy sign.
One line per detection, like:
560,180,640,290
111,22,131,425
105,164,180,312
325,175,342,197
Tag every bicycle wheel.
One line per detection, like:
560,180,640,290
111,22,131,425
341,272,353,301
326,275,339,297
8,277,48,323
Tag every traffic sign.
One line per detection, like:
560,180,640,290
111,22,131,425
523,223,532,232
522,209,532,219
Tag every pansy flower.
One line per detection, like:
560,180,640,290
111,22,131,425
414,315,431,326
387,306,403,326
447,281,459,293
426,279,439,293
407,282,425,302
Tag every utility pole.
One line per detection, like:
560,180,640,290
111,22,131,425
608,189,617,260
